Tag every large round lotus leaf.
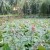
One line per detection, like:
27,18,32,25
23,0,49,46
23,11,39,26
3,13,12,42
3,43,11,50
38,45,46,50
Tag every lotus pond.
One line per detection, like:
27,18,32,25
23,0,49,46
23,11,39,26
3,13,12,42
0,18,50,50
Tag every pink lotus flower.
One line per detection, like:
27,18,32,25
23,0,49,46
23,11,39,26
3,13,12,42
32,24,35,31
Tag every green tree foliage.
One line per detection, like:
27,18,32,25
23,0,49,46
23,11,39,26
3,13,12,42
9,0,14,6
0,0,50,17
0,1,11,14
22,2,30,15
47,5,50,15
40,2,50,15
0,0,17,15
40,3,48,15
30,3,37,14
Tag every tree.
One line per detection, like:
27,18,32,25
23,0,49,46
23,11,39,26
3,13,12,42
40,3,48,15
0,0,11,14
30,3,37,14
23,2,30,15
40,2,50,15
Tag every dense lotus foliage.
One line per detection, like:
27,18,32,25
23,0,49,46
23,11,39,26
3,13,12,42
0,19,50,50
